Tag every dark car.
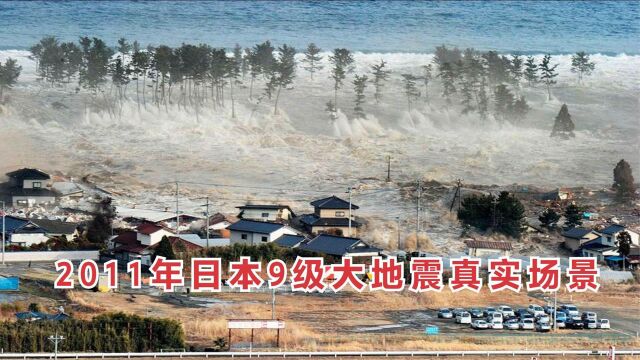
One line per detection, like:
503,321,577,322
470,308,484,318
566,318,584,329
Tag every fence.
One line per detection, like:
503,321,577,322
0,349,637,358
1,251,100,263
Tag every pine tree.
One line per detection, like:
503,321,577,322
271,44,296,114
301,43,323,80
421,64,433,102
616,231,632,270
325,100,337,122
563,203,583,228
570,51,596,85
328,48,354,108
438,62,456,103
493,84,514,122
551,103,575,138
477,77,489,121
539,54,558,100
401,74,420,111
612,159,636,202
352,74,368,118
510,95,530,123
0,58,22,102
538,208,560,228
370,60,390,104
155,236,176,260
523,56,538,87
509,54,524,88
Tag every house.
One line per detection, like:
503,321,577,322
15,311,70,322
300,196,361,236
177,233,230,248
236,204,295,223
541,188,573,202
597,224,639,247
562,227,600,252
579,239,619,262
299,234,380,257
464,239,513,257
4,168,56,207
204,212,237,237
115,206,203,231
227,219,297,246
136,223,175,246
111,230,203,266
9,218,79,247
274,234,306,249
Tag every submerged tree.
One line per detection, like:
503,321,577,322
301,43,323,80
0,58,22,102
612,159,636,202
510,95,530,123
328,48,354,108
509,54,524,89
400,74,420,111
352,74,368,118
421,63,433,102
493,84,514,122
563,203,583,228
438,62,457,103
457,191,526,238
538,208,560,228
550,103,575,138
570,51,596,85
270,44,296,114
370,60,390,104
539,54,558,100
523,56,538,86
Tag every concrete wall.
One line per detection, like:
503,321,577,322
12,196,56,207
10,233,49,247
2,250,100,262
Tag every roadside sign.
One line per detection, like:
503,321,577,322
425,326,439,335
228,319,285,329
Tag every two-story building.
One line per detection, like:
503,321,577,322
236,204,295,223
597,224,640,247
300,196,361,236
4,168,56,207
562,227,600,252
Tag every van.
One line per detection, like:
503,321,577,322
527,304,545,317
456,311,472,324
486,311,503,323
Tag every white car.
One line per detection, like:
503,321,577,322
489,321,503,329
527,304,545,317
504,319,520,330
559,304,579,317
456,311,472,324
471,320,489,330
498,305,515,318
598,319,610,329
536,314,550,324
584,319,598,329
486,311,503,323
536,322,551,332
519,318,535,330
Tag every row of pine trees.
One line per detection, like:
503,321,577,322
2,37,598,125
0,313,184,353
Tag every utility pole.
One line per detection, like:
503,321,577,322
175,181,180,237
347,187,353,237
396,216,401,250
386,156,391,182
449,179,463,212
48,331,65,360
491,192,498,230
271,288,276,320
1,201,5,266
416,180,422,234
200,197,210,249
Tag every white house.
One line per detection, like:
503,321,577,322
227,219,297,246
465,239,513,257
136,223,175,246
236,204,295,223
597,224,639,247
5,168,57,207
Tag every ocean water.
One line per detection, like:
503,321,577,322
0,0,638,54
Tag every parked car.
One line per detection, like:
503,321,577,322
535,322,551,332
536,314,550,324
456,311,472,324
471,320,489,330
581,312,597,322
559,304,579,317
554,312,567,322
527,304,545,317
452,308,465,317
543,305,555,315
498,305,515,318
566,318,584,329
469,308,484,318
598,319,610,329
504,319,520,330
486,311,503,324
555,319,566,329
483,307,497,317
489,320,503,330
583,319,598,329
519,319,535,330
438,308,453,319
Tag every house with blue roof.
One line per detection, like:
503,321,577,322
274,234,306,248
597,224,639,247
15,311,70,322
227,219,298,246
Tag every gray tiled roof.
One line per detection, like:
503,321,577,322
227,219,285,234
300,234,380,256
310,196,359,210
274,234,306,248
562,227,594,239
